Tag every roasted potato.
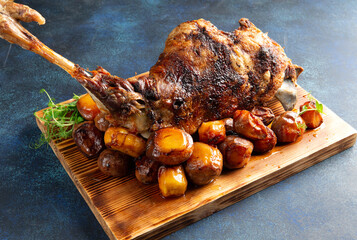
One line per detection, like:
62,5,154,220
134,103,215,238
185,142,223,185
218,136,253,169
98,149,133,177
223,118,234,132
233,110,267,140
252,127,277,154
94,112,110,132
251,106,275,126
104,127,146,158
299,101,323,129
146,127,194,165
271,111,306,143
135,156,161,184
77,93,101,121
72,121,105,157
158,165,188,198
198,120,226,145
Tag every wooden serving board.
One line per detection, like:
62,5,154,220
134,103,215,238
35,75,357,240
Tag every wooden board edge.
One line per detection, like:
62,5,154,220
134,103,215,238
35,118,118,240
137,132,357,240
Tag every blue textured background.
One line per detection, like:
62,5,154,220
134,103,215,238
1,0,356,239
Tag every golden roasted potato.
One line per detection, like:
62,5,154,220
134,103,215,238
198,120,226,145
94,112,110,132
135,156,161,184
72,121,104,157
299,101,323,129
97,149,133,177
146,127,194,165
158,165,188,198
104,127,146,158
233,110,267,140
252,127,277,154
218,136,253,169
251,106,275,126
185,142,223,185
77,93,101,121
271,111,306,143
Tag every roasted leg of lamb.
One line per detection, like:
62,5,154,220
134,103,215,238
0,1,303,135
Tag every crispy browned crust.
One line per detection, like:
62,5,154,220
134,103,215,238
133,18,302,134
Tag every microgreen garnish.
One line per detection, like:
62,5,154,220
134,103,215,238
296,121,307,134
31,89,84,149
299,93,325,115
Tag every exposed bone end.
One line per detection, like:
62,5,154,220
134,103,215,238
275,79,297,111
275,63,303,111
0,1,76,75
1,1,45,25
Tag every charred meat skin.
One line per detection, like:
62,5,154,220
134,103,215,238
133,19,303,134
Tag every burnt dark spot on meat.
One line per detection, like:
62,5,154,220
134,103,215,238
121,104,132,114
206,94,222,118
173,97,184,110
173,115,187,126
133,77,160,101
256,46,278,78
136,99,145,105
248,71,261,94
228,32,241,45
257,47,270,73
147,110,155,121
133,79,145,93
144,89,159,101
106,80,118,88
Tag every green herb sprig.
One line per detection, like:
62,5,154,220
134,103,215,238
32,89,84,149
296,121,307,134
299,93,325,116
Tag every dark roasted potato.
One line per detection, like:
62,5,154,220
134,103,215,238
299,101,323,129
223,118,238,136
94,112,110,132
158,165,188,198
251,106,275,125
271,111,306,143
98,149,133,177
198,120,226,145
233,110,267,140
218,136,253,169
72,121,105,157
135,156,161,184
222,118,234,132
185,142,223,185
104,127,146,158
76,93,101,121
252,127,277,154
146,127,194,165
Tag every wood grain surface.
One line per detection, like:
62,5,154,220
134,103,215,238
35,75,357,240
